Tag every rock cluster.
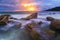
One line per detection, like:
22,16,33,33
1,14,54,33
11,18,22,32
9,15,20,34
25,21,45,40
24,16,60,40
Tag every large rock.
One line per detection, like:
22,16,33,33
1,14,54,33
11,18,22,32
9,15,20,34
46,17,60,30
50,19,60,33
46,17,55,21
0,14,10,25
20,12,37,20
27,12,37,19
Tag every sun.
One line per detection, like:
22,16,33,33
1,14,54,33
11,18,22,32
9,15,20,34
21,3,37,11
27,7,35,11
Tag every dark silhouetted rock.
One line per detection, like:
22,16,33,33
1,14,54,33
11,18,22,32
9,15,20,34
46,17,55,21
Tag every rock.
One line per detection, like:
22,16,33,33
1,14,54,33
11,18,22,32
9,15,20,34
0,14,10,25
27,21,37,28
25,21,37,32
15,23,21,28
30,30,45,40
46,17,55,21
50,19,60,31
0,21,6,25
42,29,55,37
38,21,42,25
20,18,30,20
10,17,18,20
27,12,37,19
20,12,37,20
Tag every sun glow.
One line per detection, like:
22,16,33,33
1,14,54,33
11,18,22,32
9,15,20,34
21,3,37,11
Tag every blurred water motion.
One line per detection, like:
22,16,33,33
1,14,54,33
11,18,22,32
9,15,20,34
0,11,60,40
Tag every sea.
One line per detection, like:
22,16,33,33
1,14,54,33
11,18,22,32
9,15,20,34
0,11,60,19
0,11,60,40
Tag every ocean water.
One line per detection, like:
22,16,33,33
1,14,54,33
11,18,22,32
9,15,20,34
0,11,60,40
38,11,60,19
0,11,60,19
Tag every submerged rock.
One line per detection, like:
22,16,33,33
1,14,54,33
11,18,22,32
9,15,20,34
38,21,43,25
46,17,55,21
15,23,21,28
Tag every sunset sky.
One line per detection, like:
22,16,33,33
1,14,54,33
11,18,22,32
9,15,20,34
0,0,60,11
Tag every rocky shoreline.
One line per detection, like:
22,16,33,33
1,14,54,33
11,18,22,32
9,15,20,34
0,13,60,40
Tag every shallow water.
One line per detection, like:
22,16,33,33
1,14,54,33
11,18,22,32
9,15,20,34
0,28,32,40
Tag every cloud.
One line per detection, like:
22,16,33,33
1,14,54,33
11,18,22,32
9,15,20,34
0,0,60,11
0,3,14,7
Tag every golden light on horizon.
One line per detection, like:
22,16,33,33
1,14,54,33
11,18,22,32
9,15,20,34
21,3,37,11
28,7,35,11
